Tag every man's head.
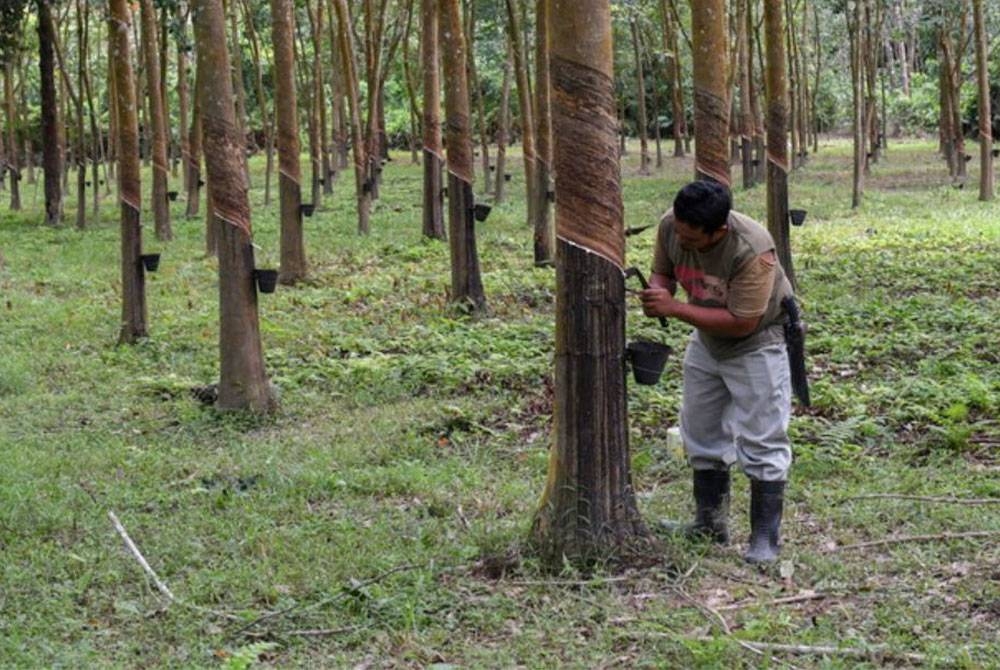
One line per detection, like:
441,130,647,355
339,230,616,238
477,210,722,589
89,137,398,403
672,181,732,251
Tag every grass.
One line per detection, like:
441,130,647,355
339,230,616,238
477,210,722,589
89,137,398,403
0,138,998,668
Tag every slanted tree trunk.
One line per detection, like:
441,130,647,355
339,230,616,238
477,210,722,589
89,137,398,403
690,0,730,185
849,1,865,206
192,0,276,414
972,0,992,201
494,52,512,204
37,0,63,226
534,0,553,260
505,0,550,266
440,0,485,313
332,0,371,234
4,63,20,210
270,0,307,283
109,0,147,344
186,62,204,219
737,0,754,188
242,0,274,205
764,0,796,288
661,0,686,157
140,0,172,241
630,16,650,175
532,0,652,569
464,1,490,194
400,0,420,165
50,15,85,229
177,6,191,193
420,0,444,239
79,0,104,218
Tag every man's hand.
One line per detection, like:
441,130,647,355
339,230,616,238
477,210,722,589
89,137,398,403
639,287,680,319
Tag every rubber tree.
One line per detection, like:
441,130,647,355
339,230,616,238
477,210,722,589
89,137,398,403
736,0,755,187
629,15,650,175
37,0,63,226
531,0,652,568
764,0,796,288
972,0,992,201
192,0,277,413
140,0,172,241
439,0,485,313
109,0,147,344
534,0,553,253
3,62,19,210
420,0,444,239
332,0,372,235
659,0,686,157
269,0,307,284
690,0,730,185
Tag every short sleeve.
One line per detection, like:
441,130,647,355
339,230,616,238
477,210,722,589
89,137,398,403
651,211,674,277
727,253,776,318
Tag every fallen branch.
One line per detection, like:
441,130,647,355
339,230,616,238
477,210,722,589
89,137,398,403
844,494,1000,505
832,530,1000,552
692,637,928,664
108,510,239,621
108,511,176,602
716,591,829,611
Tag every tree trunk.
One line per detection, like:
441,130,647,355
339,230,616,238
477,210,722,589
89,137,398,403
332,0,371,234
420,0,444,239
4,63,20,210
465,1,490,194
192,0,276,414
242,0,274,206
849,2,864,207
38,0,63,226
226,0,249,185
140,0,172,241
270,0,307,283
532,0,652,570
109,0,147,344
534,0,554,263
972,0,993,201
661,0,685,157
505,0,550,266
764,0,796,288
401,0,420,165
186,62,204,219
440,0,485,313
494,52,512,204
690,0,730,185
79,0,104,218
630,17,650,175
737,0,754,188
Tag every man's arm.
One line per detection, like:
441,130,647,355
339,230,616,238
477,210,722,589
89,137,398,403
641,291,762,338
641,260,767,338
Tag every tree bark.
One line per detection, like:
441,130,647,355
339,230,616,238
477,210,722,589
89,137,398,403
140,0,172,241
494,52,512,204
269,0,307,283
192,0,277,413
690,0,730,185
532,0,652,569
420,0,444,239
440,0,485,313
109,0,147,344
3,63,20,210
534,0,554,262
972,0,993,201
764,0,796,287
660,0,686,157
737,0,754,188
332,0,372,234
186,61,204,219
630,17,650,175
848,2,864,207
37,0,63,226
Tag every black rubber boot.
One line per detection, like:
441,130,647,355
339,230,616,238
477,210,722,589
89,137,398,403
744,479,785,564
662,469,730,543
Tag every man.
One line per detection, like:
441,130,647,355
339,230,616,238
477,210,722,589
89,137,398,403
640,180,794,564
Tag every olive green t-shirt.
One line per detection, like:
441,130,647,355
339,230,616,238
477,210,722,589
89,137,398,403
652,208,793,359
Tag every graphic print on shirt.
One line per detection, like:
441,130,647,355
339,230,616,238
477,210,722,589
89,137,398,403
675,264,728,305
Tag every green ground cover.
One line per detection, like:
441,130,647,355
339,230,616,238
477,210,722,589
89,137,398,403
1,139,998,668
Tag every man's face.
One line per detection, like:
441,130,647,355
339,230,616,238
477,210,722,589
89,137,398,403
674,217,728,252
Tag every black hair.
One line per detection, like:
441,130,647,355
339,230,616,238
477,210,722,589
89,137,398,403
672,180,732,234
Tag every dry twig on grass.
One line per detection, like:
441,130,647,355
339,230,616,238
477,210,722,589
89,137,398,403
108,510,240,621
843,494,1000,505
832,530,1000,552
692,637,929,665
